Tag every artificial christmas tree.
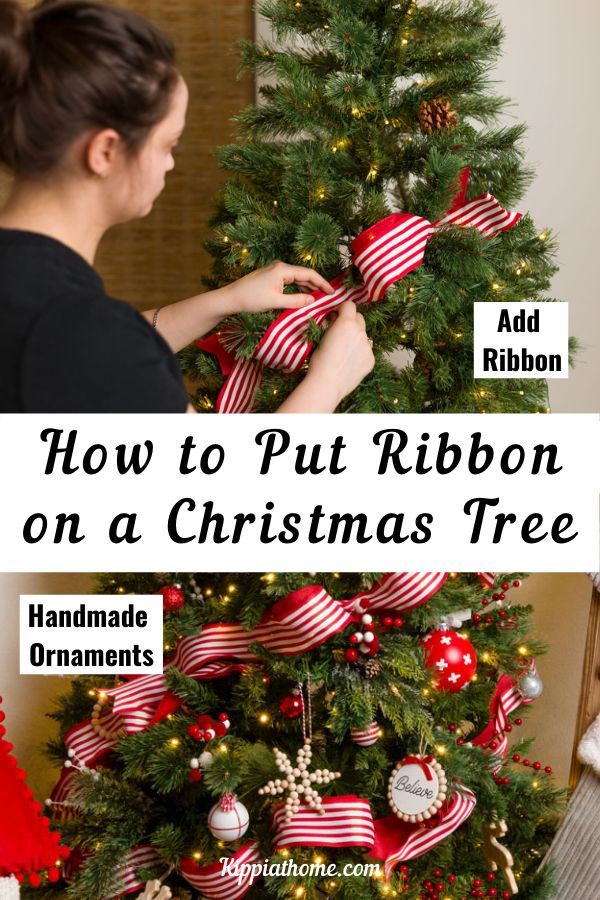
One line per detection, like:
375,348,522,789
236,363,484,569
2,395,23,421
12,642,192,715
29,572,565,899
181,0,568,414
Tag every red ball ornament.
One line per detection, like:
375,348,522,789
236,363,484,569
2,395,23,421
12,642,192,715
533,761,542,771
189,769,203,782
160,585,185,613
48,868,60,883
422,628,477,693
501,582,510,591
188,724,204,741
345,648,359,663
515,717,523,726
473,613,482,624
545,766,553,774
279,692,303,719
393,617,404,628
512,754,521,763
513,580,521,588
29,873,41,888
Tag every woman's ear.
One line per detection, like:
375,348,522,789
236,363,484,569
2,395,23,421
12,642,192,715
84,128,123,177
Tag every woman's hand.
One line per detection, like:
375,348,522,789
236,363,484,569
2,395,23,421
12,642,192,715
276,302,374,412
225,260,335,313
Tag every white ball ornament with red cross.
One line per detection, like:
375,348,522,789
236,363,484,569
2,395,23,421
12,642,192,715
422,628,477,693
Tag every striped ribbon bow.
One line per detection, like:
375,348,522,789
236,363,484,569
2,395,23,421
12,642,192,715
269,786,475,884
199,168,521,413
63,572,447,766
472,660,538,773
371,784,477,881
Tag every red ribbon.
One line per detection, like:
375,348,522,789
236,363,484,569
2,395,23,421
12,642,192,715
472,660,538,772
199,168,522,413
400,755,435,780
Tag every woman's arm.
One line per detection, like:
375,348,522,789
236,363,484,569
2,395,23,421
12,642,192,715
143,261,334,353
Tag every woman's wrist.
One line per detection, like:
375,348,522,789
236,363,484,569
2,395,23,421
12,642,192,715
276,369,340,413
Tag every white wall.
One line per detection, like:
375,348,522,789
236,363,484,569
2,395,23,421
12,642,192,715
493,0,600,411
0,574,93,798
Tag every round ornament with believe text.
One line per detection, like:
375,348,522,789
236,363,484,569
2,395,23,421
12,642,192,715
387,755,447,823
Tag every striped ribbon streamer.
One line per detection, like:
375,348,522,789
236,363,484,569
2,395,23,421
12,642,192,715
379,785,477,882
64,573,446,766
199,168,521,413
102,846,163,899
180,841,262,899
472,661,538,772
272,796,375,849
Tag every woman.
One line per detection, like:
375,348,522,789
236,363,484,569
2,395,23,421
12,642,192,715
0,0,373,413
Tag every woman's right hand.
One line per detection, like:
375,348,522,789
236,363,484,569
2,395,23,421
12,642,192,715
308,301,374,404
275,301,374,412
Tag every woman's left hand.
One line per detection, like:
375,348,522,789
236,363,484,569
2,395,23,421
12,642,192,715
225,260,335,313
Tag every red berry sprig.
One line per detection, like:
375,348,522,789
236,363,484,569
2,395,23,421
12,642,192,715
187,712,230,742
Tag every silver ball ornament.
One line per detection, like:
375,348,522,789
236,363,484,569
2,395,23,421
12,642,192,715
519,672,544,700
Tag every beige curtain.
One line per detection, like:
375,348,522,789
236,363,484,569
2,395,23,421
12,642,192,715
0,0,254,310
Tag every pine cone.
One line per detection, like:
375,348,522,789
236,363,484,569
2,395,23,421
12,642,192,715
418,98,459,133
364,658,382,679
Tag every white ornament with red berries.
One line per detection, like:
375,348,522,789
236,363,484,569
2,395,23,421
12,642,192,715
422,627,477,692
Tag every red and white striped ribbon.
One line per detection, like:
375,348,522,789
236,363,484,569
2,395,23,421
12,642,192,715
272,796,375,849
381,785,477,881
350,722,381,746
472,661,538,772
200,168,521,413
180,841,262,899
353,571,448,612
476,572,496,589
64,573,446,765
102,845,163,899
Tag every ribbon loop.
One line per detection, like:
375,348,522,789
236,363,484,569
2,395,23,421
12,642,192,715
401,755,435,780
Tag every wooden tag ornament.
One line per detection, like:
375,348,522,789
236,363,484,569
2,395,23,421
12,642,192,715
387,755,447,823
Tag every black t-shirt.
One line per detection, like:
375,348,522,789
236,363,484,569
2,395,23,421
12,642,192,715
0,229,189,412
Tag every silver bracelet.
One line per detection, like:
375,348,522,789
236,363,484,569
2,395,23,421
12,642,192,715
152,307,162,329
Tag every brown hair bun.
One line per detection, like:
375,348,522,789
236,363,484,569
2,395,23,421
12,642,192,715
0,0,32,99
